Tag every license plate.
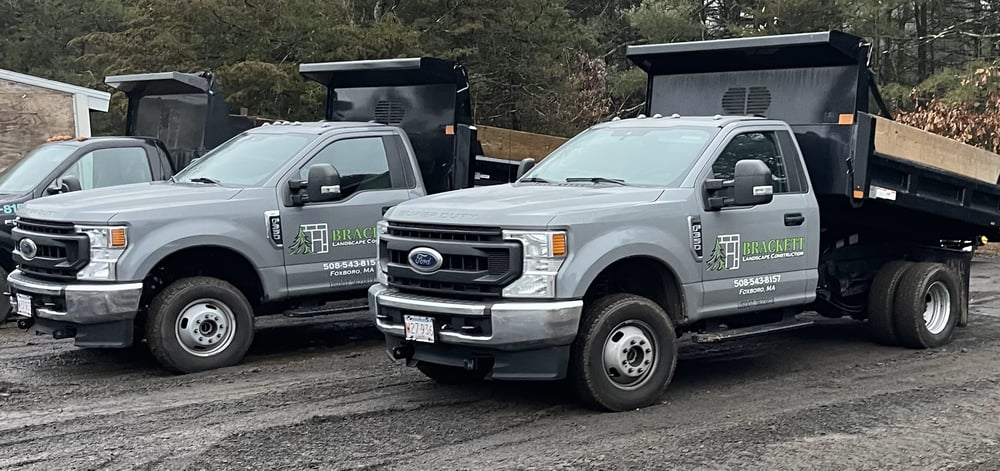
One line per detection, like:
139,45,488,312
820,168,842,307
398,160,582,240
15,294,32,318
404,315,435,343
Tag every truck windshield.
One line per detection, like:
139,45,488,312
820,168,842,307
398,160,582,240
173,133,315,186
0,144,76,194
523,126,717,187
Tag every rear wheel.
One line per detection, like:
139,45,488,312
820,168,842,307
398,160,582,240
416,362,487,384
892,263,960,349
867,260,913,345
570,294,677,412
145,276,255,373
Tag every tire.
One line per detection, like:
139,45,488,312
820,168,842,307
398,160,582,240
145,276,255,373
416,362,487,384
892,262,960,349
569,294,677,412
867,260,913,346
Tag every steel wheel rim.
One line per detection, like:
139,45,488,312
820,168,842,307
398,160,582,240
175,298,237,357
923,281,951,335
602,320,657,390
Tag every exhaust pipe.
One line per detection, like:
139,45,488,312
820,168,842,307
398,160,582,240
16,318,33,330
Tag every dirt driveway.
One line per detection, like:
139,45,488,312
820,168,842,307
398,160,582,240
2,259,1000,470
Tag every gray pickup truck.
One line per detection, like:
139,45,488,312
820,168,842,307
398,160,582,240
370,31,999,411
5,58,482,373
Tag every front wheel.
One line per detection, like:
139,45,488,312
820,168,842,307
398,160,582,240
145,276,255,373
570,294,677,412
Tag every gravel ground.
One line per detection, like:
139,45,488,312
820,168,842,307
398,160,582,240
2,259,1000,470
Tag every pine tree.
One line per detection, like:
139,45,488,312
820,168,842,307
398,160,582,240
288,227,313,255
706,238,727,271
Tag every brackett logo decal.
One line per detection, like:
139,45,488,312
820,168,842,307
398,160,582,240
706,234,805,271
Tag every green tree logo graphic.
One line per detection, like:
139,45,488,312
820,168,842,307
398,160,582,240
706,238,727,271
288,227,313,255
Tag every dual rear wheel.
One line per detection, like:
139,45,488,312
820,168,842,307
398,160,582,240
868,261,961,348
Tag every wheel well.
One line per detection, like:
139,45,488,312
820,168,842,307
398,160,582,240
584,256,685,326
140,246,264,315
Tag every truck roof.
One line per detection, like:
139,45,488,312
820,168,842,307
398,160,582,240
43,136,163,147
595,114,773,129
247,120,391,135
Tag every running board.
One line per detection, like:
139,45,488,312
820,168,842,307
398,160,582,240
691,319,814,344
284,301,368,318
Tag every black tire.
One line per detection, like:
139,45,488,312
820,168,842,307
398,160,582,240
569,294,677,412
867,260,913,346
892,262,961,349
416,362,487,384
145,276,255,373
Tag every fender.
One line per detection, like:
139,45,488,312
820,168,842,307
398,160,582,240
558,224,698,300
115,218,285,300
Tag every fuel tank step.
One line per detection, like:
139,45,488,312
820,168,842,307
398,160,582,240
691,319,815,344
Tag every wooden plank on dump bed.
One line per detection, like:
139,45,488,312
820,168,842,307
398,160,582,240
873,116,1000,184
476,125,568,162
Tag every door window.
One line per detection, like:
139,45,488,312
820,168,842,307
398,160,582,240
58,147,153,190
710,131,790,193
299,137,393,198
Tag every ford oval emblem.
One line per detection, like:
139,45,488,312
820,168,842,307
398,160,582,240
19,238,37,261
408,247,443,273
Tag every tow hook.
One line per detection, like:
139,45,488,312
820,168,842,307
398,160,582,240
52,327,76,340
16,318,33,330
391,343,414,360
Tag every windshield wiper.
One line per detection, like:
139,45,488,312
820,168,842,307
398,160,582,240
188,177,220,184
566,177,627,186
519,177,553,183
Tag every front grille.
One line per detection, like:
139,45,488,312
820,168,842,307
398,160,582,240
385,222,521,299
16,218,75,235
12,217,89,281
38,245,67,259
388,222,502,242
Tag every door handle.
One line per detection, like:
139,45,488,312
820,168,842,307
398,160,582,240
784,213,805,226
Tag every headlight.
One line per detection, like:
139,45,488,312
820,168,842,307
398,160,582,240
502,230,567,298
75,225,128,281
375,220,389,284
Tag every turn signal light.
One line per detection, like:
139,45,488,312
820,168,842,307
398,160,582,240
552,233,566,256
110,228,127,247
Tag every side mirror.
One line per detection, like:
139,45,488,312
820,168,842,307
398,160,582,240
704,159,773,210
45,176,82,195
516,158,536,180
732,160,773,206
304,163,342,204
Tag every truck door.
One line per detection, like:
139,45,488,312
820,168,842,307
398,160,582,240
698,128,816,317
279,134,412,297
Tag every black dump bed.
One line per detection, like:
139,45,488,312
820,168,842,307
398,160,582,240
105,71,261,170
627,31,1000,243
299,58,480,194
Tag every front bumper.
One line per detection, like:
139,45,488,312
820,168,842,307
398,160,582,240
6,269,143,324
369,284,583,351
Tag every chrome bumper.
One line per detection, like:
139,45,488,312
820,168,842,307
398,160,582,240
6,270,142,324
369,284,583,350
